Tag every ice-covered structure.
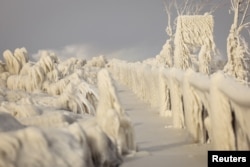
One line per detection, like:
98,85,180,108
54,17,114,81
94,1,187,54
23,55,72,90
110,59,250,150
96,69,136,155
174,15,215,74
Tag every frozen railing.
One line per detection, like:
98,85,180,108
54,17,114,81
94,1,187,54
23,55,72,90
210,72,250,150
109,59,250,150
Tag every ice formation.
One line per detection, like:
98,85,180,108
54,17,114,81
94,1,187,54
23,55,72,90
96,69,136,155
223,0,250,82
110,58,250,150
0,48,138,167
174,15,215,74
155,39,173,67
2,48,28,75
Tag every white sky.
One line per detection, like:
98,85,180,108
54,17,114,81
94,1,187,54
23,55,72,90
0,0,238,61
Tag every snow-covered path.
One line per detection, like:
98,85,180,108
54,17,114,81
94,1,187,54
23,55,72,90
115,82,211,167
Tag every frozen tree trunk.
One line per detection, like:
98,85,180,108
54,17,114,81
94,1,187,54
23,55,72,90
224,0,250,82
224,25,249,81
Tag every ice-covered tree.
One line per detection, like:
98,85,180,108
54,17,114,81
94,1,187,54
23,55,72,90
154,0,175,67
224,0,250,82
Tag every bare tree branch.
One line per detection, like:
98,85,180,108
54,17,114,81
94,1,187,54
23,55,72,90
245,14,250,20
173,0,223,16
247,28,250,37
239,0,250,26
181,0,190,15
194,0,207,14
231,0,236,10
238,22,250,32
208,0,228,14
163,0,174,36
174,0,181,15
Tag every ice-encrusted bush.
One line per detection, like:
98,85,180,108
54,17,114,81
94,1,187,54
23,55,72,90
155,39,173,67
86,55,107,68
2,48,99,115
3,50,21,75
